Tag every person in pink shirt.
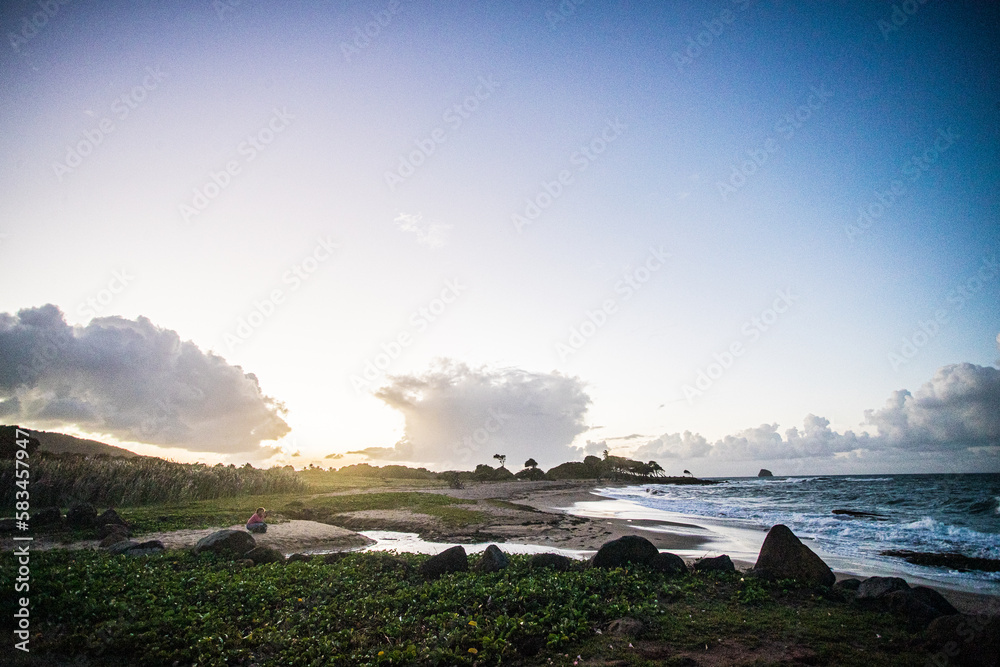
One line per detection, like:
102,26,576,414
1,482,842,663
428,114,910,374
246,507,267,533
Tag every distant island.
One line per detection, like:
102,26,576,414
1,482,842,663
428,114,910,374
758,468,774,477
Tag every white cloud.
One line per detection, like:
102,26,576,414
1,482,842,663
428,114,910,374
394,212,451,249
0,304,289,454
352,360,590,468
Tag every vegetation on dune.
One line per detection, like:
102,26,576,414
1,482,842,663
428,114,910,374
4,549,930,666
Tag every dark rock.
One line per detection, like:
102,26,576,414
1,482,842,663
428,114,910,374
856,576,910,600
31,507,62,527
925,614,1000,667
66,502,98,529
97,523,130,540
246,546,285,565
758,469,773,477
107,540,139,555
99,532,130,548
529,553,573,571
419,545,468,579
650,552,687,576
911,586,959,617
125,540,166,556
193,529,256,557
476,544,509,573
832,509,887,519
750,524,835,587
287,553,313,563
323,552,349,565
882,589,942,631
592,535,659,569
833,578,861,591
694,554,735,573
606,617,644,637
882,550,1000,573
95,509,128,536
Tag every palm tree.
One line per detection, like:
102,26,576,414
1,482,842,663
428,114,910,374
524,458,538,469
493,453,507,468
683,469,692,477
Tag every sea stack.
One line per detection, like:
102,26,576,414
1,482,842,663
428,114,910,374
758,468,773,477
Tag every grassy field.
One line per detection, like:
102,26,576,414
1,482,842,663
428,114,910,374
4,549,931,666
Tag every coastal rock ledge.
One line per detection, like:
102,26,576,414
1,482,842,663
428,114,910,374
750,524,835,587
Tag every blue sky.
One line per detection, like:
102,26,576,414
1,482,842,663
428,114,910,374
1,1,997,475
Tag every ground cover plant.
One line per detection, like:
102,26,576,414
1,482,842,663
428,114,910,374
3,549,931,666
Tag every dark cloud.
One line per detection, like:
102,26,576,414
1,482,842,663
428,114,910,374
0,305,289,453
352,360,590,468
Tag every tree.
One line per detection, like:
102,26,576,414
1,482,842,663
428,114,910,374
683,469,692,477
602,449,610,460
493,453,507,468
647,461,664,477
524,458,538,469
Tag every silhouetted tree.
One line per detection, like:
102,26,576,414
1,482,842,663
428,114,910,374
524,458,538,469
493,453,507,468
683,469,692,477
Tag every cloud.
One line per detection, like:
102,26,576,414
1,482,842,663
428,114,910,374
0,304,290,453
394,212,451,249
352,360,590,468
636,363,998,466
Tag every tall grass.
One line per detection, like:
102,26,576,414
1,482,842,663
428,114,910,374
0,453,306,509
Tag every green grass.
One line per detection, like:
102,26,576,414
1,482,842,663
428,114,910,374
4,550,931,666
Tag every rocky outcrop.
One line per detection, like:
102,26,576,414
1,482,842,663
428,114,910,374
694,554,735,573
757,469,773,477
592,535,659,569
96,509,129,538
750,524,835,587
855,576,959,630
476,544,509,573
529,553,573,571
419,545,468,579
925,614,1000,667
193,529,256,558
856,576,910,600
246,546,285,565
650,552,687,576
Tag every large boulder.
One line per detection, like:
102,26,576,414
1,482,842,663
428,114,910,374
193,529,256,557
96,509,129,536
476,544,510,573
246,546,285,565
758,469,774,477
592,535,659,569
99,531,130,548
882,590,943,630
97,523,131,540
650,552,687,576
107,540,140,555
856,576,910,600
529,553,573,571
694,554,735,573
925,614,1000,667
419,545,468,579
66,502,98,529
125,540,166,556
750,524,835,587
911,586,959,617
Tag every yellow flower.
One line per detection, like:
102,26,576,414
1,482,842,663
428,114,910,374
378,651,384,656
468,648,478,654
468,621,477,627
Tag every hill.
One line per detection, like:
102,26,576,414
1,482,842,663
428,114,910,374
2,425,139,458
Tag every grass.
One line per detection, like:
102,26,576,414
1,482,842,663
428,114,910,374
3,550,932,666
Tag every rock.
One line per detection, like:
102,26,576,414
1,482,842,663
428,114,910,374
882,550,1000,573
694,554,735,573
31,506,62,527
882,590,942,630
96,508,128,533
856,576,910,600
66,502,98,529
107,540,139,554
750,524,835,587
758,469,774,477
833,578,861,591
529,553,573,571
419,545,468,579
592,535,659,569
245,546,285,565
125,540,166,556
650,552,687,576
323,553,349,565
832,509,887,519
606,617,644,637
911,586,959,617
0,518,16,532
97,523,130,540
99,532,130,548
287,553,313,563
476,544,509,573
193,529,256,558
925,614,1000,667
370,554,413,576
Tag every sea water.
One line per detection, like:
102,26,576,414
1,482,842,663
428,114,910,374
594,473,1000,592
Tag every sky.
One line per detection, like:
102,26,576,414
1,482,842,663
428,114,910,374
0,0,998,476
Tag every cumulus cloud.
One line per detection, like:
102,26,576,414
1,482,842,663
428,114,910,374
352,360,590,468
394,212,451,249
0,304,290,453
636,363,998,466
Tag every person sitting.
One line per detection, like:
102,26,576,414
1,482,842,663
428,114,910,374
246,507,267,533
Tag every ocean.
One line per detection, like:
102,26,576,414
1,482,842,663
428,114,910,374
593,473,1000,593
